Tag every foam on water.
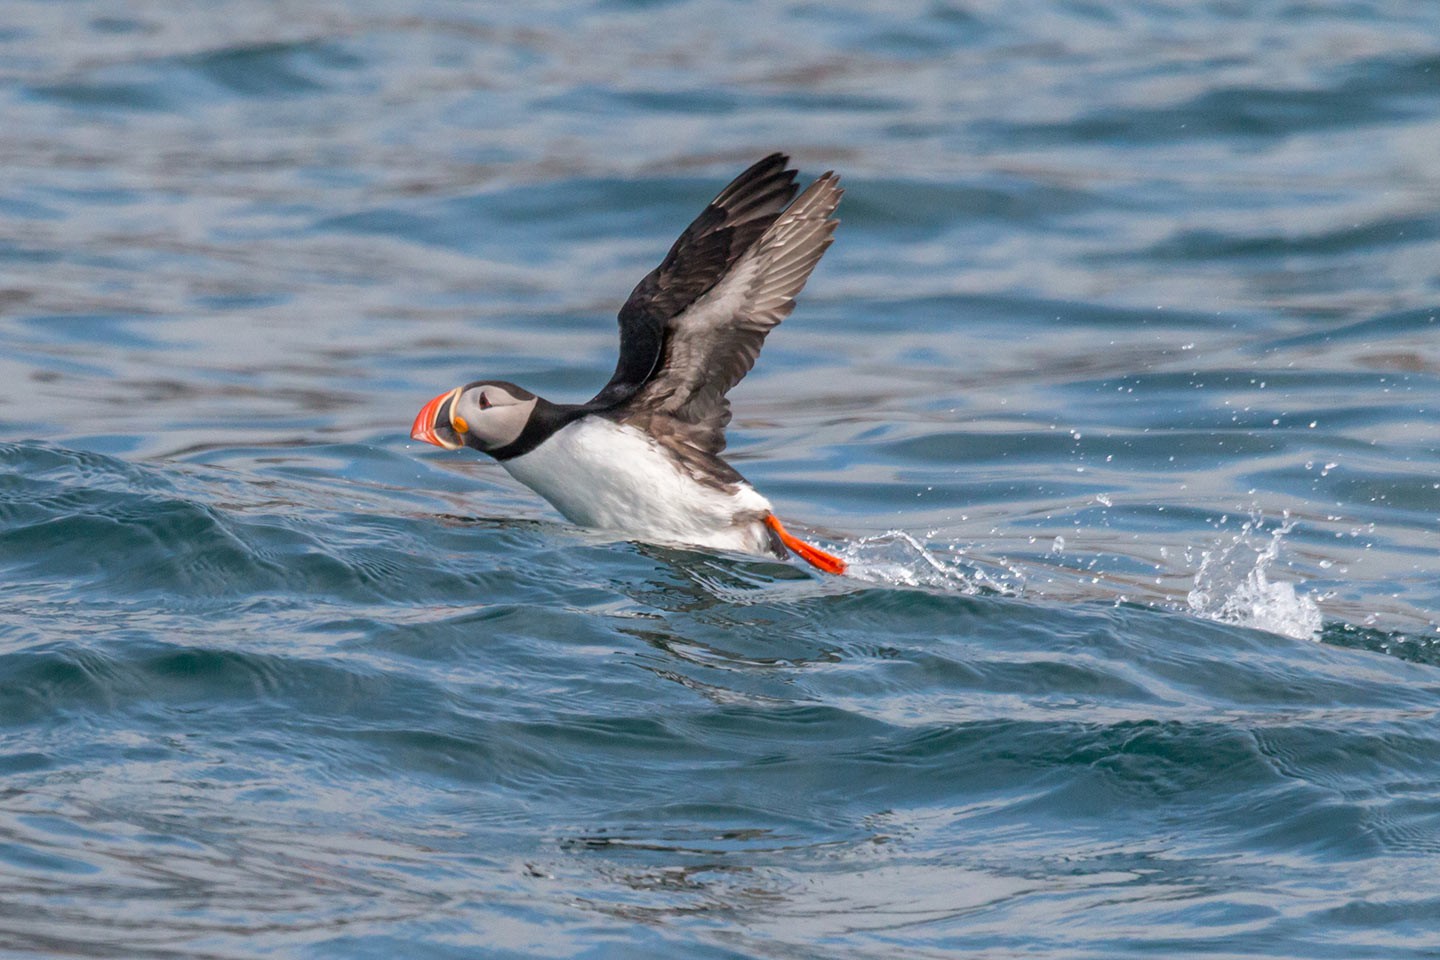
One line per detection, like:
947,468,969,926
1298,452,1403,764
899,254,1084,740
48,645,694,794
835,516,1323,644
836,530,1025,595
1185,515,1323,642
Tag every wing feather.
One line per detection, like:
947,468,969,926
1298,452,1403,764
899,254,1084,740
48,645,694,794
618,171,843,457
588,154,799,408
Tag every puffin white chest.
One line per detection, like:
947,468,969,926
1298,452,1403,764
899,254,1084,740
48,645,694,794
498,416,775,553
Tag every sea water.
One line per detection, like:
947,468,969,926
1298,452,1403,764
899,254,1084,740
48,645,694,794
3,2,1440,957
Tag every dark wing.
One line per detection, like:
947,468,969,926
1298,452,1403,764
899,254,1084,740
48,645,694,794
616,170,842,459
588,153,799,409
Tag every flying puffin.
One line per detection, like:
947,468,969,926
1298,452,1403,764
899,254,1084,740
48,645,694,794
410,153,847,574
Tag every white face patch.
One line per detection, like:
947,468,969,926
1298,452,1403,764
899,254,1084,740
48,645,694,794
451,383,537,452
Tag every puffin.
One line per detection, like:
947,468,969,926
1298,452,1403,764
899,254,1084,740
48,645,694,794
410,153,846,575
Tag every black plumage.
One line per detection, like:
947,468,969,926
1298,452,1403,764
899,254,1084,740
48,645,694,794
590,153,842,484
589,153,801,408
488,153,841,488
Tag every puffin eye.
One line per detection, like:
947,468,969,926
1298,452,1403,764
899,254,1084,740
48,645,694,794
478,393,492,410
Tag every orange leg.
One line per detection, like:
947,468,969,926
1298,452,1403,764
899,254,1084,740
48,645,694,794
764,514,847,575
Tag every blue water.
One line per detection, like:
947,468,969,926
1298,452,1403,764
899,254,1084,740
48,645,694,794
3,2,1440,957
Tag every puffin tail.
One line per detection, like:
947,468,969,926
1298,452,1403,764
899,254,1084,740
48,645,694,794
763,515,847,576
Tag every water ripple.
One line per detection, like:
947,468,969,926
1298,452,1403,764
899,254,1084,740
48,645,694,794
3,1,1440,956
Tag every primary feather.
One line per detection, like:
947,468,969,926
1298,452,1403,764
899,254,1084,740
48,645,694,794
590,156,842,480
589,153,801,409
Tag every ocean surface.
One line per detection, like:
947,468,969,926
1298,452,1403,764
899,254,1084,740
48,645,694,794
3,2,1440,957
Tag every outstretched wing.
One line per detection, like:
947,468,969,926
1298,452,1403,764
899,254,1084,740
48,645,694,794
588,153,800,409
616,169,843,457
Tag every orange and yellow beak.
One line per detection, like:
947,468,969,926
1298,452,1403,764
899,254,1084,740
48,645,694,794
410,387,464,450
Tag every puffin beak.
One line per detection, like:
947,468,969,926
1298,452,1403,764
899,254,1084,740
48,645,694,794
411,388,464,450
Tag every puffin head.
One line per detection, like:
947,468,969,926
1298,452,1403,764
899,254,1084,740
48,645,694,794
410,381,538,454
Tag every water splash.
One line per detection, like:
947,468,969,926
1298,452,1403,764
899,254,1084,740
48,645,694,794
1185,515,1322,641
837,530,1024,596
